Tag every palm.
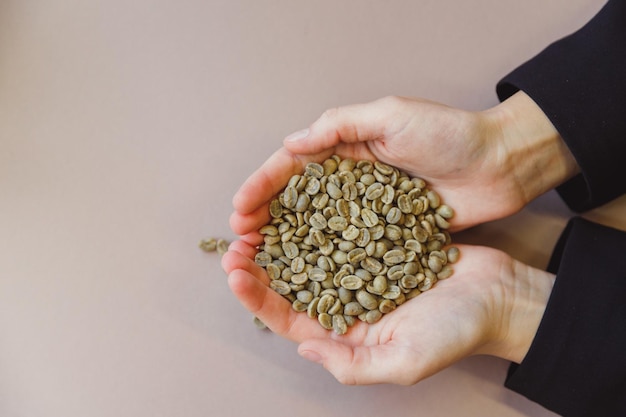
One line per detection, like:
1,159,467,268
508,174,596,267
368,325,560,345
222,243,512,385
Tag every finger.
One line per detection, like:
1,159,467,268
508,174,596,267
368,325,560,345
298,338,420,385
223,250,331,342
226,268,330,343
232,147,326,215
221,249,268,284
238,231,263,248
227,239,259,260
229,203,271,236
283,98,395,155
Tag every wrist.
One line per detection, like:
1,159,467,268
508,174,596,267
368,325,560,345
481,91,580,205
480,260,556,364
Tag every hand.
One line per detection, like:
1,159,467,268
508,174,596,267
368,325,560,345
222,242,555,385
230,92,579,239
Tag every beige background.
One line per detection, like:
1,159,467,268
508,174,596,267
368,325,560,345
1,1,622,416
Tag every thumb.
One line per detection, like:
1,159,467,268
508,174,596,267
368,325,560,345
298,338,419,386
283,99,395,155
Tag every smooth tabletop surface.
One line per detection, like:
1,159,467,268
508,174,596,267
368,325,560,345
2,1,622,416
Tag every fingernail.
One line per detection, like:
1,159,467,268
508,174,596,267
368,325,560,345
285,128,309,142
299,349,323,364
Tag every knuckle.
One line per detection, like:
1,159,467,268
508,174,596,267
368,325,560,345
319,106,342,122
334,371,358,386
379,94,406,108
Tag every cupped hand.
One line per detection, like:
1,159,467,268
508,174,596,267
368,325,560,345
222,242,554,385
230,93,561,240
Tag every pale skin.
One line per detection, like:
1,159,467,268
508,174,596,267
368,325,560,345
222,91,580,385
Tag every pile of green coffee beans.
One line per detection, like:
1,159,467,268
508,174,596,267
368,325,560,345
255,155,459,335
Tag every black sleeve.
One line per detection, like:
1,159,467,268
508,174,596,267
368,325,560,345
494,2,626,415
504,217,626,417
496,0,626,212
